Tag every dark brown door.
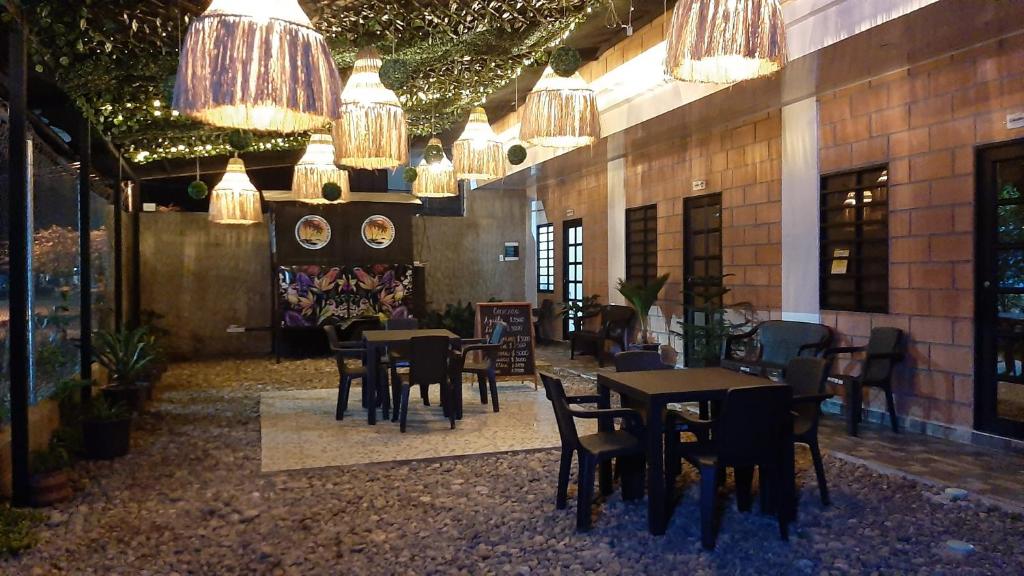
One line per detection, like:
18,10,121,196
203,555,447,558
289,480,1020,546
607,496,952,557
683,193,723,366
976,140,1024,439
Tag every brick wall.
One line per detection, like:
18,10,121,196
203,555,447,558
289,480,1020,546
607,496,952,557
817,34,1024,428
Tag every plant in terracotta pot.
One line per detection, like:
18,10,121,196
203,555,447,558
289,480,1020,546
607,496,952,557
93,327,155,412
81,396,132,461
616,274,670,345
29,443,72,507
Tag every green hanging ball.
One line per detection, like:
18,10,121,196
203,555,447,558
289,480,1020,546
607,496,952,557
507,144,527,166
402,166,418,184
423,142,444,165
321,182,342,202
550,45,582,77
227,129,254,152
379,59,411,91
187,180,209,200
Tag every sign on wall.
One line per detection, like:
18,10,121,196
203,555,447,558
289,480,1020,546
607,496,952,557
295,215,331,250
361,215,396,249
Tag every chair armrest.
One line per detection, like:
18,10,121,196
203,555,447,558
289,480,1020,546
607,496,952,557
333,347,367,359
667,409,714,432
566,394,602,405
568,406,644,429
461,338,487,346
798,342,825,356
824,345,866,357
460,343,501,355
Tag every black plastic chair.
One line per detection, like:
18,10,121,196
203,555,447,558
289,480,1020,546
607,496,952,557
539,372,645,532
785,357,833,505
722,320,833,376
385,317,420,400
393,336,456,433
613,350,672,372
826,327,905,435
453,321,506,413
570,305,634,367
324,325,371,421
666,384,793,550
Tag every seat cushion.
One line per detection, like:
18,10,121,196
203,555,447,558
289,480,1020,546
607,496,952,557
578,431,642,458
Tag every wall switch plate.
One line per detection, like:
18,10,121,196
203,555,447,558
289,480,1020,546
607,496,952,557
692,180,707,191
1008,112,1024,130
143,202,157,212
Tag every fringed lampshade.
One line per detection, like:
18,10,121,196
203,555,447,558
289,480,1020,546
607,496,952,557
292,133,350,203
453,107,506,180
520,66,601,149
333,47,409,169
412,138,458,198
173,0,341,133
665,0,788,84
209,157,263,225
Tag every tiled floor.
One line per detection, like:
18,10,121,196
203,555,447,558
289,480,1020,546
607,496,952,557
537,344,1024,512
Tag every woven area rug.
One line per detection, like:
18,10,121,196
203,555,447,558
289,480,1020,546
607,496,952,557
259,381,595,472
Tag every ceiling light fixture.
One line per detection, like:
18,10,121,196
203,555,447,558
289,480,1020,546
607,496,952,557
334,46,409,170
453,107,506,181
412,138,458,198
292,133,350,203
519,66,601,149
209,157,263,225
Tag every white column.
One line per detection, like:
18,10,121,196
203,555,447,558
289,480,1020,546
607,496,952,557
607,132,626,304
526,183,541,304
781,97,821,323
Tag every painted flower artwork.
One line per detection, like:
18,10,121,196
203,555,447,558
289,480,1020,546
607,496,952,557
279,264,415,327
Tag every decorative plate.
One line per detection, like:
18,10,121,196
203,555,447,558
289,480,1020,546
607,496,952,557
295,215,331,250
361,215,396,249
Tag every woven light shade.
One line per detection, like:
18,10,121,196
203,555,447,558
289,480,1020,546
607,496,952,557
209,157,263,225
292,133,350,203
333,47,409,169
453,107,505,180
665,0,788,84
172,0,341,133
412,138,458,198
520,66,601,149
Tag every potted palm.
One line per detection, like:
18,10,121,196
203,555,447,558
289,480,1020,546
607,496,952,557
616,274,670,346
29,443,72,507
93,327,155,412
670,275,757,367
557,294,602,333
81,396,131,460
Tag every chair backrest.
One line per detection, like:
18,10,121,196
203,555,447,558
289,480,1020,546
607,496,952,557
862,327,904,383
758,321,833,366
601,305,635,342
614,350,671,372
323,324,342,349
715,384,792,468
539,372,580,449
387,317,419,330
785,357,829,427
344,317,384,341
488,321,507,345
408,336,451,385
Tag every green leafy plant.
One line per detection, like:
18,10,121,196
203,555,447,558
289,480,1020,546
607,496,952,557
670,275,757,367
30,444,70,475
0,505,42,557
558,294,602,332
402,166,419,184
616,274,670,341
93,327,155,387
550,45,582,77
85,395,130,422
424,300,477,338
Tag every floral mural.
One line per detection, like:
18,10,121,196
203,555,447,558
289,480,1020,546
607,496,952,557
279,264,415,328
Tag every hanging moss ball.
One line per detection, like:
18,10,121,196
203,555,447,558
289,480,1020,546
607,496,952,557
227,129,254,152
321,182,343,202
379,59,411,91
187,180,209,200
402,166,418,184
550,45,582,77
423,142,445,165
507,144,528,166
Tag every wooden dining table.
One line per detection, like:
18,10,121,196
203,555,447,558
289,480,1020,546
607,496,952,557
362,329,461,425
596,367,795,535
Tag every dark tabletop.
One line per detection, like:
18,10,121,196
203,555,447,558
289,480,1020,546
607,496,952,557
363,329,459,344
597,368,774,401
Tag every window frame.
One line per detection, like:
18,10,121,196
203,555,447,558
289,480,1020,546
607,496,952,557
536,222,555,294
625,204,659,286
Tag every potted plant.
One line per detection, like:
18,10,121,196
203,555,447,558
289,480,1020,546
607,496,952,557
29,443,72,507
557,294,602,333
616,274,670,346
670,275,757,367
81,396,131,460
93,327,155,412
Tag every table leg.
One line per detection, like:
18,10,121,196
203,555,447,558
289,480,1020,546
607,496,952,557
366,343,378,425
646,398,667,535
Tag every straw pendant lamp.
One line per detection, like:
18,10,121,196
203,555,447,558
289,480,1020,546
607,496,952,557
412,138,458,198
292,133,350,203
453,107,505,180
665,0,788,84
333,46,409,169
173,0,341,133
209,156,263,225
519,66,601,149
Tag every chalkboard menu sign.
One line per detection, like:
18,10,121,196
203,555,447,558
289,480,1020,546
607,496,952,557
475,302,536,379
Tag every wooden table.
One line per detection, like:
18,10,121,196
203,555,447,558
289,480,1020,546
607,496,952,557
596,368,794,535
362,329,460,425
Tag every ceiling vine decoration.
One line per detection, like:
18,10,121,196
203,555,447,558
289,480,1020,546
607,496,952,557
19,0,601,164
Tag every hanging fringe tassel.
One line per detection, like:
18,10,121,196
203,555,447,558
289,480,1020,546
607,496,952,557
209,158,263,225
173,8,341,133
453,107,506,180
665,0,787,84
293,133,351,203
413,138,458,197
334,47,409,170
520,67,601,149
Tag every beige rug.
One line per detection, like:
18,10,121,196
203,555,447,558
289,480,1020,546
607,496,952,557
259,381,595,472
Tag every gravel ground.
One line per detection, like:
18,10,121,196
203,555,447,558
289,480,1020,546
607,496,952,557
2,356,1023,575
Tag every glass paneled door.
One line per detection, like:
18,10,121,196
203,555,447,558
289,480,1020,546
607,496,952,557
562,219,583,337
977,141,1024,439
683,193,723,366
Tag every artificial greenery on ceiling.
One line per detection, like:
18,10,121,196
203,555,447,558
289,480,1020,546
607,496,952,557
18,0,600,165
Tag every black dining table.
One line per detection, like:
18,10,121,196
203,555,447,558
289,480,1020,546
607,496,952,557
362,329,461,425
596,367,795,535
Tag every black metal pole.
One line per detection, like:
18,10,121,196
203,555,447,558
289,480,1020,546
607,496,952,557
130,179,141,329
113,173,124,330
7,15,32,508
78,120,93,396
